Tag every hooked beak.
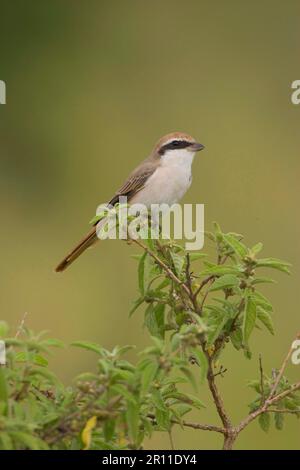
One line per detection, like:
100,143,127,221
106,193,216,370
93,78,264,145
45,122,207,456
190,142,205,152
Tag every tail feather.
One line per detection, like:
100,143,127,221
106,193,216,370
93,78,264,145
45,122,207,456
55,227,98,272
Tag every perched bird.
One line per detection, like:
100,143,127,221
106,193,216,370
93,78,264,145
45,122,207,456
55,132,204,272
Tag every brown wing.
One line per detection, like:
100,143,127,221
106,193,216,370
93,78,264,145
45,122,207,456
55,162,157,272
108,166,156,206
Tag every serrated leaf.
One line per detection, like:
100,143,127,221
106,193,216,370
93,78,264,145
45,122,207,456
28,367,62,386
251,277,276,285
183,393,205,410
170,252,185,276
129,297,144,317
223,233,247,258
188,253,207,262
155,408,171,430
126,400,140,445
256,258,291,274
206,314,228,347
230,328,243,350
179,367,197,392
201,264,242,276
144,303,165,339
257,307,274,335
110,384,136,404
33,354,48,367
141,362,159,395
251,291,273,312
71,341,102,354
274,412,284,430
173,404,192,417
152,389,168,411
210,274,239,292
9,431,48,450
258,412,270,432
243,297,257,344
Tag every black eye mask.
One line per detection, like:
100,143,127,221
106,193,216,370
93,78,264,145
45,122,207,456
159,140,192,155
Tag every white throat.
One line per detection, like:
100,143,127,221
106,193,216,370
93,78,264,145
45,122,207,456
160,148,196,170
131,149,196,207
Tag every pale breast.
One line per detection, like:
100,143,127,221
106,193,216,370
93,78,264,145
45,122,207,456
131,164,192,207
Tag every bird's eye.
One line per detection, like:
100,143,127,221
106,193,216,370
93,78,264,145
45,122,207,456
171,140,180,147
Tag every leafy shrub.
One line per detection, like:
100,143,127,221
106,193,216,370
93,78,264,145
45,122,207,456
0,223,299,450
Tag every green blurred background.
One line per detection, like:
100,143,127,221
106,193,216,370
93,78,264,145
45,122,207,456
0,0,299,449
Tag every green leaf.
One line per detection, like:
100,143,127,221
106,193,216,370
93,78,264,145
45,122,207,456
230,328,243,350
251,277,276,285
41,338,65,348
243,297,257,344
258,412,270,433
152,389,168,411
113,345,135,357
183,393,205,410
28,367,62,386
257,307,274,335
188,253,207,262
126,400,140,445
129,297,144,317
164,391,205,410
155,408,171,430
9,432,48,450
14,351,29,362
172,404,192,418
33,354,48,367
256,258,291,274
0,368,8,405
274,412,284,430
250,291,273,312
206,313,228,346
250,242,263,256
141,362,159,395
201,264,242,276
103,418,116,442
110,384,136,404
0,432,13,450
223,233,248,258
0,321,9,338
170,252,185,276
190,348,208,384
144,303,165,339
179,367,197,392
71,341,102,354
210,274,239,292
170,333,181,352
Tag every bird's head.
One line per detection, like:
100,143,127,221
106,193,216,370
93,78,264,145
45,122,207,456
153,132,204,165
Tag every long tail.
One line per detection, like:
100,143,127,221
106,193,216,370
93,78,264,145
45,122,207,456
55,227,98,272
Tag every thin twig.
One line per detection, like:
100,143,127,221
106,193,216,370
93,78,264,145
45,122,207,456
15,312,28,339
236,380,300,433
259,354,265,404
132,238,191,297
268,342,295,399
147,413,225,434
